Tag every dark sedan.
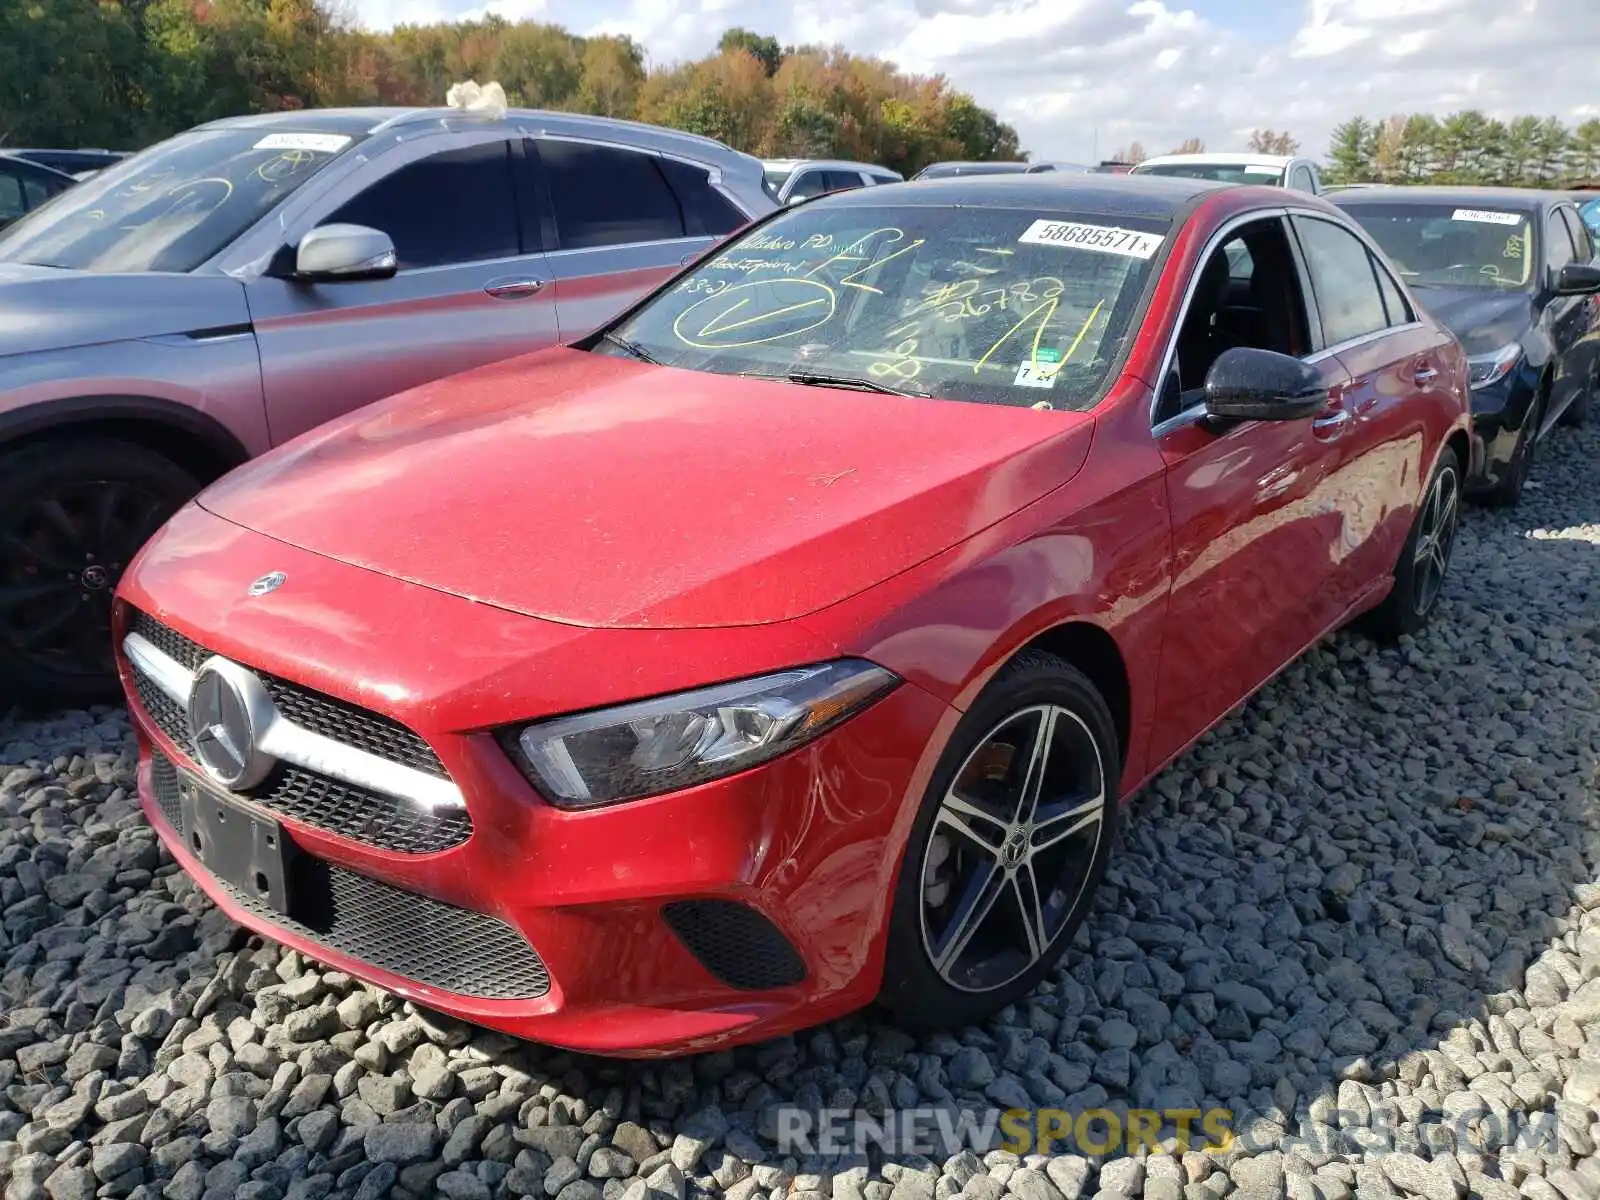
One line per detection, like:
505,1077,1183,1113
0,154,75,230
1332,187,1600,505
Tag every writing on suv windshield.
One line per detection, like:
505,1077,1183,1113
602,205,1170,411
1342,204,1534,290
0,129,364,273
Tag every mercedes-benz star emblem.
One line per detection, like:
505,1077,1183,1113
186,658,274,790
248,571,287,597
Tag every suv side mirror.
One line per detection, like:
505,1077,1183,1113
1203,347,1329,422
293,224,398,282
1554,262,1600,296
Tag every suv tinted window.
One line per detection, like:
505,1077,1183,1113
0,168,25,223
1546,210,1577,274
540,140,684,249
1293,216,1390,346
787,171,830,200
656,157,745,237
327,141,519,270
823,170,866,193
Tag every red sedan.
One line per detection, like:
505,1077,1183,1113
115,175,1471,1056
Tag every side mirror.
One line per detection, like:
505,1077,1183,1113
1554,262,1600,296
293,224,398,282
1203,346,1329,422
786,194,809,206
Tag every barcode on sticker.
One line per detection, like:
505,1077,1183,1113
253,133,352,153
1452,209,1522,226
1018,220,1164,259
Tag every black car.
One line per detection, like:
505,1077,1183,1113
5,148,129,175
0,154,76,231
1332,186,1600,505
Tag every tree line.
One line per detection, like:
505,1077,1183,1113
1326,113,1600,187
0,0,1019,177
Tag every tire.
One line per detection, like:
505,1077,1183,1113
1360,444,1461,640
1482,386,1544,507
0,438,200,708
878,650,1120,1029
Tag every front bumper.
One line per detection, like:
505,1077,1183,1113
1465,365,1538,491
118,505,953,1056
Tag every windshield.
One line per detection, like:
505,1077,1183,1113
1135,162,1285,185
598,202,1169,411
0,127,365,273
1339,203,1535,290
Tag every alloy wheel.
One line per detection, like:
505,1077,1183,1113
1410,464,1459,616
0,480,172,680
918,704,1108,993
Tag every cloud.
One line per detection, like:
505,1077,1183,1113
345,0,1600,165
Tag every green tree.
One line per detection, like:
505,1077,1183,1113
716,27,782,77
1325,117,1372,183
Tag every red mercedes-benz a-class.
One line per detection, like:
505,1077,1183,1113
116,175,1472,1056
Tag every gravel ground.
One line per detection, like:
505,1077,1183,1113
2,424,1599,1200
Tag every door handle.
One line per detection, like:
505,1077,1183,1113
1413,365,1439,385
1311,408,1352,440
484,278,547,299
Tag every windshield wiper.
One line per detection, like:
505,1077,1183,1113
742,369,932,399
599,331,662,365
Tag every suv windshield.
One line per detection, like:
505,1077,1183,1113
0,126,366,273
598,202,1169,411
1339,203,1535,290
1136,162,1285,185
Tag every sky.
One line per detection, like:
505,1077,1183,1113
344,0,1600,166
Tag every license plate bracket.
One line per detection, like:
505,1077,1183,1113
178,778,296,917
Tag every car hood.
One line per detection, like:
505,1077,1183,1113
0,263,250,359
1410,284,1533,355
196,348,1095,630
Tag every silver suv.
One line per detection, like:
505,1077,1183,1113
0,107,774,705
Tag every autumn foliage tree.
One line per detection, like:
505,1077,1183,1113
0,1,1021,177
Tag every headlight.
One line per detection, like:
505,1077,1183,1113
1467,343,1521,390
504,660,900,808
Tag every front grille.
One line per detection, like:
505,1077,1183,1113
662,899,807,990
150,753,548,1000
127,610,447,777
126,612,470,855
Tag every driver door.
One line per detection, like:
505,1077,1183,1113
243,133,557,447
1147,214,1352,765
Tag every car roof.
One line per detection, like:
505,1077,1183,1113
1136,152,1296,168
191,106,753,165
0,153,75,181
1327,185,1554,213
762,158,897,174
829,172,1233,218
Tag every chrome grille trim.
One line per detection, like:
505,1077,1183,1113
122,631,465,812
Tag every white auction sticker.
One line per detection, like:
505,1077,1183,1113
1018,219,1164,259
1013,360,1059,388
253,133,352,153
1452,208,1522,226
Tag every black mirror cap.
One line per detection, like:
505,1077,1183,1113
1555,262,1600,296
1202,346,1330,422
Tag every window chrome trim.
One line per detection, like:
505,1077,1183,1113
122,631,465,812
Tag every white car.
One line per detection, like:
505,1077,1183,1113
762,158,903,204
1129,153,1324,194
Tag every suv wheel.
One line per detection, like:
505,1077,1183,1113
0,439,198,707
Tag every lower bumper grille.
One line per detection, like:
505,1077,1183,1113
151,753,550,1000
662,899,806,990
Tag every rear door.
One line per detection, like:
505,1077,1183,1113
533,138,748,340
1551,205,1599,420
245,134,558,446
1290,213,1453,597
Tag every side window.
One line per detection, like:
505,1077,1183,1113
1545,211,1577,275
1162,217,1312,421
1559,206,1593,262
1371,253,1413,326
787,171,830,201
654,158,746,237
1292,216,1391,347
0,167,25,223
539,140,685,250
822,171,867,193
325,141,520,271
